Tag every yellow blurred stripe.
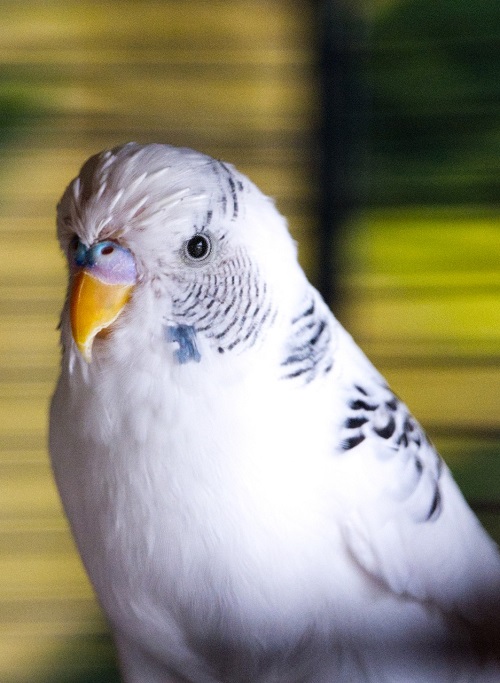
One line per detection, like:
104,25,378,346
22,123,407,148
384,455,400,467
0,316,59,354
0,552,91,601
0,461,59,516
348,292,500,347
0,238,63,282
382,366,500,430
0,1,313,47
0,397,48,434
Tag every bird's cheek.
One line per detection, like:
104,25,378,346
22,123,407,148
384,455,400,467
70,270,134,362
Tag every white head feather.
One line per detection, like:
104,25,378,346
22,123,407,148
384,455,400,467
56,142,309,370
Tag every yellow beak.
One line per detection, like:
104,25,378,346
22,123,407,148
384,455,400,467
70,270,134,362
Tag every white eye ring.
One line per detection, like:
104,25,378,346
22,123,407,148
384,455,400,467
184,233,212,262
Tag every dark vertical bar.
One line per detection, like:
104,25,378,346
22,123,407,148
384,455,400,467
316,0,368,314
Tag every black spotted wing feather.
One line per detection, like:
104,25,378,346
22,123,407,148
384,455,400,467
340,382,443,523
280,290,442,525
280,293,333,384
330,325,500,612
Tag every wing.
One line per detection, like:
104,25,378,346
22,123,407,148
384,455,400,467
328,319,500,627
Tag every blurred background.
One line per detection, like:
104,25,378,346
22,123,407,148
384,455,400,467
0,0,499,680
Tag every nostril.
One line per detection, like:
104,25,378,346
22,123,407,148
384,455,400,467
101,245,114,256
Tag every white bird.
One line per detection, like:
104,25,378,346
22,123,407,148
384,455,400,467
50,142,500,683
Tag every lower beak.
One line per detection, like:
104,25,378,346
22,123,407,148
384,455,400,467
70,270,134,362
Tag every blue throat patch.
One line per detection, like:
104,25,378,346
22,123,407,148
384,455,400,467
165,325,201,364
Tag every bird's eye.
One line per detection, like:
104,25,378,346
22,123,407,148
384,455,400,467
69,236,87,267
185,234,212,262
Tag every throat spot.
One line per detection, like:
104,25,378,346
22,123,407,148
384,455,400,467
165,324,201,364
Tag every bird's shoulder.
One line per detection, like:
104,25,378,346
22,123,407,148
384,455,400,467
319,321,500,615
279,291,500,614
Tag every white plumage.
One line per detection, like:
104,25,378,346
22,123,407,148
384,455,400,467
50,142,500,682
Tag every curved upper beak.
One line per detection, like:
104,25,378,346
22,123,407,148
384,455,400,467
70,270,134,362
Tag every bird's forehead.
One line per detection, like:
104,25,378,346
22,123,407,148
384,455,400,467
59,143,248,246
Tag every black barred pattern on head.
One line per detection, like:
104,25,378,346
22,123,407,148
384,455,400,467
211,159,243,222
171,250,276,354
341,383,443,522
281,295,333,384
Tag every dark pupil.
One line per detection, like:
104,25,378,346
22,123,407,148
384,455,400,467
187,235,209,259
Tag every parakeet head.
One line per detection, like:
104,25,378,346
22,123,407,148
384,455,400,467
57,143,305,366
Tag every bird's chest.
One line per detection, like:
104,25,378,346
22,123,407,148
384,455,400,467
52,361,345,667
